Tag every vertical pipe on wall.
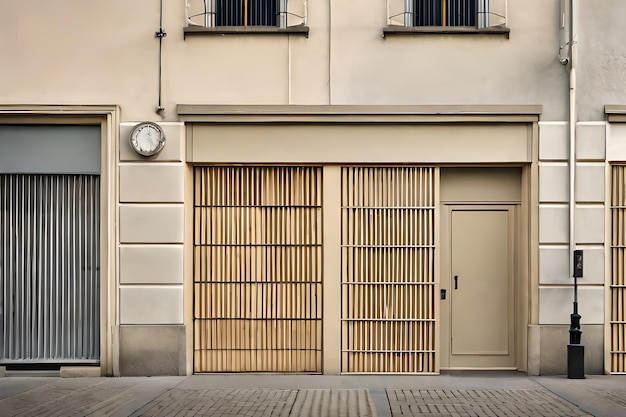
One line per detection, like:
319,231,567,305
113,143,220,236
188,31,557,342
402,0,412,26
284,0,291,103
568,0,578,280
566,0,585,379
328,0,332,104
204,0,210,27
155,0,166,114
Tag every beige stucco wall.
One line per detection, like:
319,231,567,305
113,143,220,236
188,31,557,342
1,1,566,121
117,121,187,375
535,119,607,374
189,122,533,164
578,0,626,121
538,122,606,328
3,0,624,375
118,123,186,327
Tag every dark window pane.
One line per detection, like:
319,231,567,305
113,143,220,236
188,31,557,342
413,0,476,27
216,0,242,26
248,0,277,26
216,0,277,26
414,0,442,26
447,0,476,26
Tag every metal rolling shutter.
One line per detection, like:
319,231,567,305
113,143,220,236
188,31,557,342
1,174,100,363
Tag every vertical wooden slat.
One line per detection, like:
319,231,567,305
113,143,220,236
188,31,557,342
341,167,436,373
193,167,322,373
611,165,626,373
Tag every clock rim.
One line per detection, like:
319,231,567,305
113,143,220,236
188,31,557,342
129,121,166,157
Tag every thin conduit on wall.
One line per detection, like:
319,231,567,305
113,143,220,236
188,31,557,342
193,166,322,373
0,175,100,363
341,167,436,373
611,165,626,373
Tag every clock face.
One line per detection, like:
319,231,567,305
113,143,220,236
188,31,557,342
129,122,166,156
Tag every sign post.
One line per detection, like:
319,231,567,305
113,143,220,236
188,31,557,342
567,249,585,379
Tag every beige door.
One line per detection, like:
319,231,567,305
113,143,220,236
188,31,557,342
442,205,516,369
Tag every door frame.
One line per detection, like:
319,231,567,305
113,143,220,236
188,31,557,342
437,164,532,372
440,203,519,369
0,106,120,376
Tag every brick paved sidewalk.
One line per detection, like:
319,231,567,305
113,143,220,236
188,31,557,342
0,381,376,417
387,388,591,417
138,389,298,417
1,374,625,417
0,377,183,417
137,389,374,417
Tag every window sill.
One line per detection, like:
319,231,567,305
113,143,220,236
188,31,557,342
184,25,309,38
383,25,510,38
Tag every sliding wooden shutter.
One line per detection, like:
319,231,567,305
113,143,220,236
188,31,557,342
193,167,322,373
341,167,436,373
611,165,626,373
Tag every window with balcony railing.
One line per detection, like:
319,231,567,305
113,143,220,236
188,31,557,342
385,0,509,36
185,0,308,35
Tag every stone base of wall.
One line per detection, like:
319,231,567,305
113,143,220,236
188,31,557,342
528,324,604,375
120,325,186,376
60,366,102,378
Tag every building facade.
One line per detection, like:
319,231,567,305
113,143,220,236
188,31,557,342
0,0,624,376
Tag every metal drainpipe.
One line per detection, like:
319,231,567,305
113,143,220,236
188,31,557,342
567,0,585,379
569,0,578,285
155,0,167,114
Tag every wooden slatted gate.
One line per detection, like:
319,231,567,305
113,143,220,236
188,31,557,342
193,166,322,372
611,165,626,373
341,167,436,373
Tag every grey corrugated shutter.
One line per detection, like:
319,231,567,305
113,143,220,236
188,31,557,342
1,174,100,363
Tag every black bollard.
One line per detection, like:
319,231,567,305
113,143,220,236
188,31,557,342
567,311,584,379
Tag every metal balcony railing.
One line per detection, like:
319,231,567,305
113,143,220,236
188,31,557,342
186,0,307,29
387,0,507,29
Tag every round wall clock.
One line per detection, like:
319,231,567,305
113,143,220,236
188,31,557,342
129,122,166,157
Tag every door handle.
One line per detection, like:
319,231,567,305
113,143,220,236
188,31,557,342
454,275,458,289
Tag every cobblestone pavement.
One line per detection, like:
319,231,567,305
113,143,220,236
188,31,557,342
387,389,591,417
